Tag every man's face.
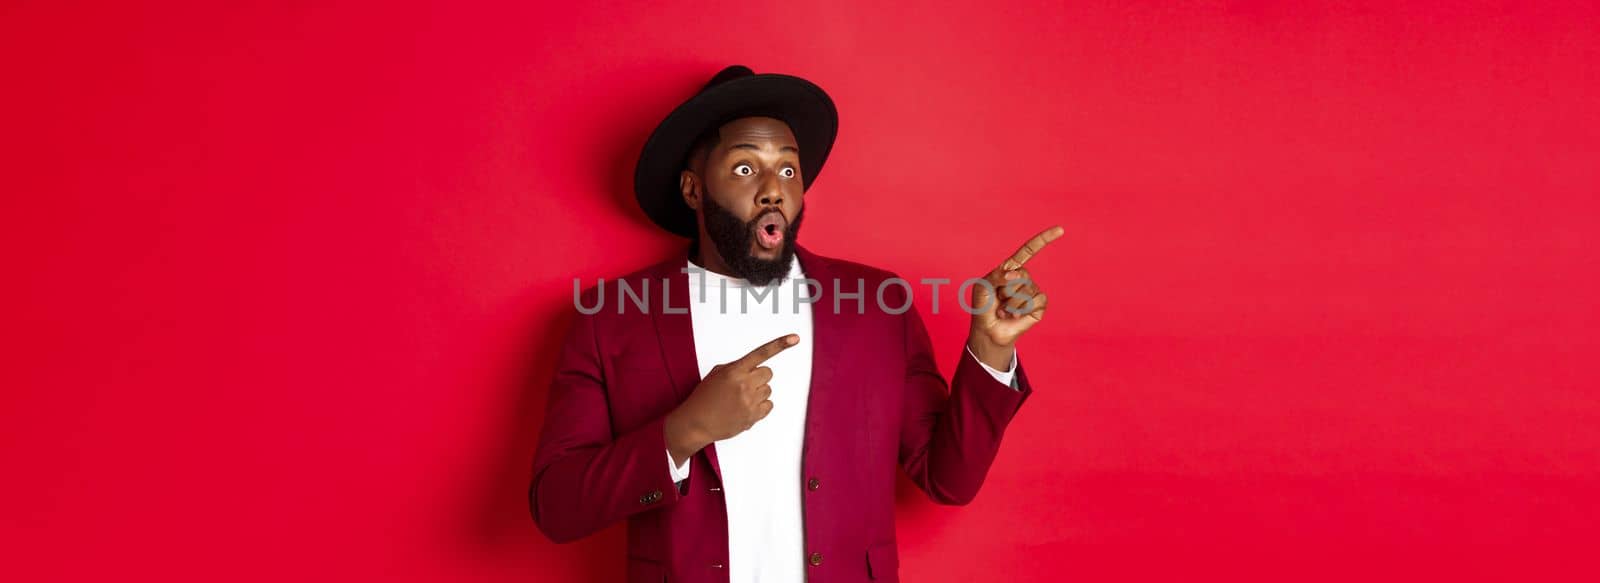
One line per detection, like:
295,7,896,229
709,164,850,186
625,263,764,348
682,116,806,286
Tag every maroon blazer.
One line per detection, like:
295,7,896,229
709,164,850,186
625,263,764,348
529,244,1034,582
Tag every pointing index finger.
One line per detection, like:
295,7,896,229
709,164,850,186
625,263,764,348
736,334,799,369
1001,225,1065,271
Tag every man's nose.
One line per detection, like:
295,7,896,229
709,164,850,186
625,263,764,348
756,174,783,207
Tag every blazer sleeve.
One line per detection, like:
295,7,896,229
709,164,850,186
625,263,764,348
528,310,684,543
897,306,1034,505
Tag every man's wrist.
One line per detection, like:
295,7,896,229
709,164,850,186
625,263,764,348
664,408,708,466
966,334,1016,371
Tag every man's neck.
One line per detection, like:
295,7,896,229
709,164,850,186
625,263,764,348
687,240,740,279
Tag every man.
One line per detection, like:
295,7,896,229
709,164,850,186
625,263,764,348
530,65,1060,582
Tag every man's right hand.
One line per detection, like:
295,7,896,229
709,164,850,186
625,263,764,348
664,334,799,466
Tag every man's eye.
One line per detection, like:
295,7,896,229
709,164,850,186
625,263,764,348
780,167,795,178
734,164,753,176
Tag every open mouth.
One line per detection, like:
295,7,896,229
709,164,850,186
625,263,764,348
754,211,787,250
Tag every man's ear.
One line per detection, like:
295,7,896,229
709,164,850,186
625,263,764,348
679,170,700,211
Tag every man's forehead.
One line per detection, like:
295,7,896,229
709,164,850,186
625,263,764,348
715,116,799,151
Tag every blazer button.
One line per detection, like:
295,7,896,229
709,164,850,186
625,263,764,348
807,477,820,491
808,551,823,566
639,489,662,505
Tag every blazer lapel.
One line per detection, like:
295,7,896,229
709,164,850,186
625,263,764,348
794,245,844,464
649,251,725,484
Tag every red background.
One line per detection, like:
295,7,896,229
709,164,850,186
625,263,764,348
4,1,1597,581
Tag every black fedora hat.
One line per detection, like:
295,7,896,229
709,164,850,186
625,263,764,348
633,65,838,238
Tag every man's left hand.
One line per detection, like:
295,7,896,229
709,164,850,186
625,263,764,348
967,225,1064,370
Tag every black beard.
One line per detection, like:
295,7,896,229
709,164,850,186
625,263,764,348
698,195,805,287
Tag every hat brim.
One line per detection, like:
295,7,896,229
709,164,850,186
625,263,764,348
634,73,838,238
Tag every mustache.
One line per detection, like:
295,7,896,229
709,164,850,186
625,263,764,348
749,207,786,226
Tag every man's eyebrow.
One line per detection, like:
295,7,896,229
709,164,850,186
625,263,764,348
728,143,799,153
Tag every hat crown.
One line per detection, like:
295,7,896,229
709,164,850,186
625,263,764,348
701,65,754,92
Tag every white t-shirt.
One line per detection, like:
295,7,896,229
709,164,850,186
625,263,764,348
667,256,1017,581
